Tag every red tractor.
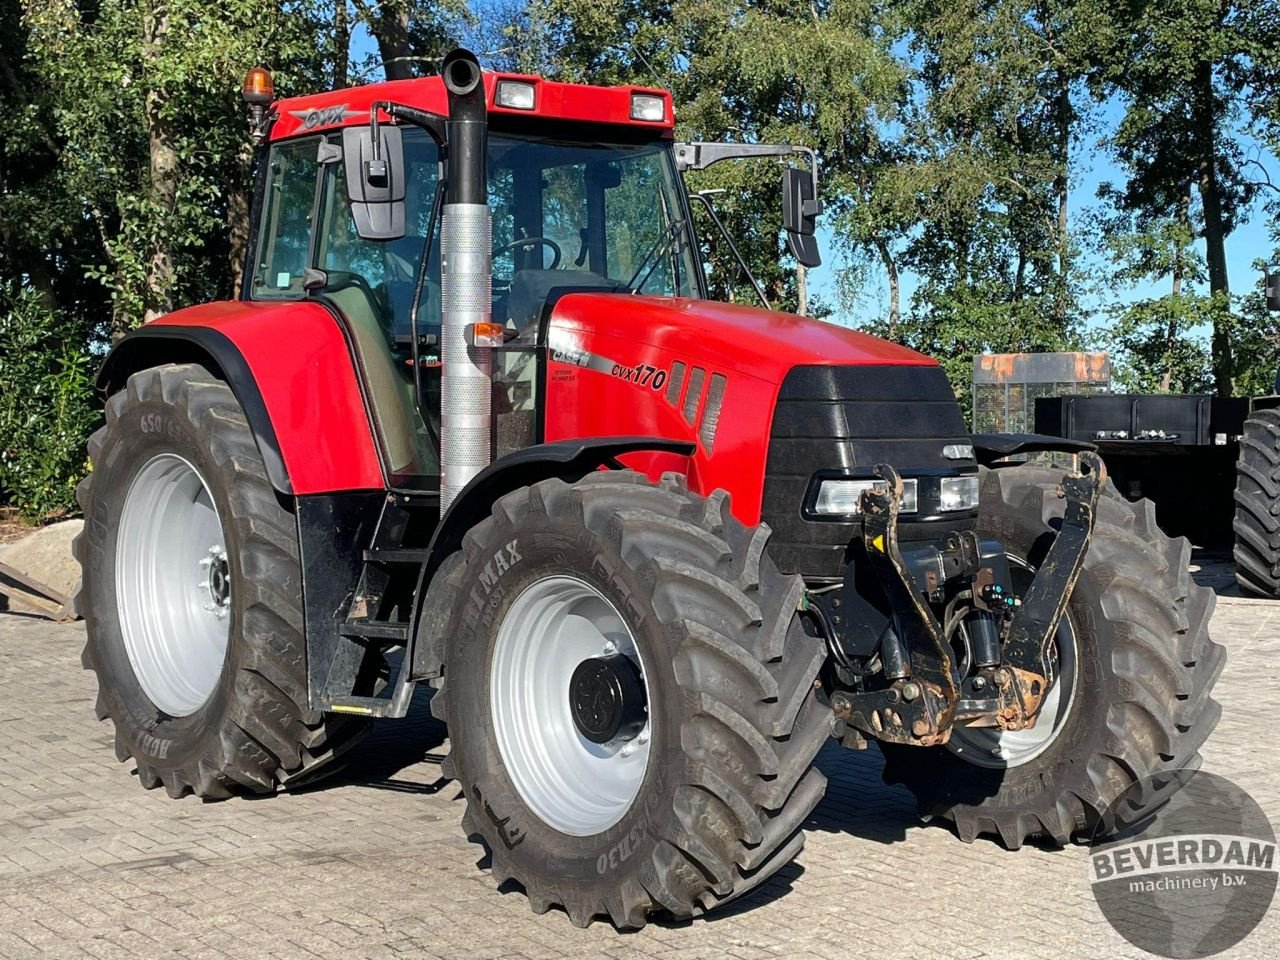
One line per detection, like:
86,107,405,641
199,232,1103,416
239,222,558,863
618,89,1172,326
77,50,1223,928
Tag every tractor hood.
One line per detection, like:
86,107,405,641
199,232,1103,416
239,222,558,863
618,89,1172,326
546,294,935,384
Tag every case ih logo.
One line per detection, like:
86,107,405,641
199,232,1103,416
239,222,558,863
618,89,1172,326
289,104,365,129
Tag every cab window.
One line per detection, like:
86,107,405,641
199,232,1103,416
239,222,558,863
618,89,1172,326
251,138,319,298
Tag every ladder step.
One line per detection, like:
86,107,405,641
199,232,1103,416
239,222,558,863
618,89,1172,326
339,619,411,643
326,696,396,718
363,548,431,564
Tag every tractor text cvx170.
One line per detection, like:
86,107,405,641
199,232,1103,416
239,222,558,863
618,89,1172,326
76,50,1224,928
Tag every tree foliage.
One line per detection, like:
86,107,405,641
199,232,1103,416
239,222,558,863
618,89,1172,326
3,0,1280,519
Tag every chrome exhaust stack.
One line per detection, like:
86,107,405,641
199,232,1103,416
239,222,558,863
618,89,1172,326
439,49,492,511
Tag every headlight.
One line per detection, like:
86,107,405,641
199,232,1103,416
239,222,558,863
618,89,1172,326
630,93,666,122
813,478,918,517
495,80,536,110
939,475,980,512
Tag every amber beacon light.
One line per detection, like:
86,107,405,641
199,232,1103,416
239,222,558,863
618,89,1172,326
241,66,274,141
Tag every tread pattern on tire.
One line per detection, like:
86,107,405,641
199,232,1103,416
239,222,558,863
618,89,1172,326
1234,409,1280,597
882,466,1224,849
75,364,370,799
431,470,831,928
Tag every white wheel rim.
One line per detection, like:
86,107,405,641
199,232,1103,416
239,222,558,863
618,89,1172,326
490,576,651,836
115,454,230,717
948,557,1079,768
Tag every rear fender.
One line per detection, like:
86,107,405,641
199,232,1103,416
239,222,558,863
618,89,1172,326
97,301,385,495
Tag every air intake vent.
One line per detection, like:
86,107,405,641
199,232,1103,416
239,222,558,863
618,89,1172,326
683,366,706,424
699,374,727,452
666,361,686,406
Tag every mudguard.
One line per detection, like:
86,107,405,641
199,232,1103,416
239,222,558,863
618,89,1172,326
970,432,1097,466
407,436,696,680
97,301,384,495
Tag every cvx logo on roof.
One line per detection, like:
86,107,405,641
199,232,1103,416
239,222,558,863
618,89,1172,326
289,104,365,129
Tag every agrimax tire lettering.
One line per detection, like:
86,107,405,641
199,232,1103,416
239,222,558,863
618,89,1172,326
479,539,523,594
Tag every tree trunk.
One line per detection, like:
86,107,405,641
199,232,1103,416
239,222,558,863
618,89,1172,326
1162,187,1192,393
142,0,177,327
873,236,900,336
226,138,255,299
375,1,416,81
333,0,349,87
1054,76,1071,327
796,264,808,316
1193,55,1233,396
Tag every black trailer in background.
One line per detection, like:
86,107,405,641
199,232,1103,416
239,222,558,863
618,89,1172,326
1033,393,1249,547
974,352,1280,597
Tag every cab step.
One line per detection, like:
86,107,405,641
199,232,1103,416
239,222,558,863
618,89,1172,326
363,548,431,564
325,665,417,719
339,619,411,643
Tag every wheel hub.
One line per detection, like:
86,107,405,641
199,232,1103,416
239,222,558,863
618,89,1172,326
569,654,647,744
200,546,231,617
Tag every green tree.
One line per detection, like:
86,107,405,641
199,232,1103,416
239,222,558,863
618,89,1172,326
1089,0,1280,396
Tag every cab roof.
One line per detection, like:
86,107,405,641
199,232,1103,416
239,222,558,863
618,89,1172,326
271,71,676,141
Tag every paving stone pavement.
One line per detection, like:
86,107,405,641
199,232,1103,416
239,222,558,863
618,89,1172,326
0,579,1276,959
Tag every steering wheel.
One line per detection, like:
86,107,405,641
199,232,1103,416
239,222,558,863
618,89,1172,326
492,236,562,271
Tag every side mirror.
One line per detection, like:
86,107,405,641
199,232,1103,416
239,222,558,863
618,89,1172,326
781,166,821,268
1266,266,1280,312
342,125,405,241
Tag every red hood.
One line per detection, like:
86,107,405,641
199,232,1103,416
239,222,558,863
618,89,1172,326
547,294,933,381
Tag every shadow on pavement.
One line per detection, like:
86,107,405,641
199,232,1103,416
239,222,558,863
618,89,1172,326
1191,547,1242,597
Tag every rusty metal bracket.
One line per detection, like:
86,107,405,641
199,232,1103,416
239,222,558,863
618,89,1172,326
838,463,960,746
996,450,1106,729
0,561,78,621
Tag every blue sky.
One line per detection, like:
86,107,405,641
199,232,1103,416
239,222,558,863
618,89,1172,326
807,99,1280,334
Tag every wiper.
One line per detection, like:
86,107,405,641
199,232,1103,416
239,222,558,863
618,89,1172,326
624,218,687,293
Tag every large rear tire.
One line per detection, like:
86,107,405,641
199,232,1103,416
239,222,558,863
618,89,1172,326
75,363,370,798
1233,409,1280,597
880,464,1224,848
432,471,831,928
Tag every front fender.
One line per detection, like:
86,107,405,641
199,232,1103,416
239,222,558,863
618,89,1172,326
408,436,696,680
98,301,384,495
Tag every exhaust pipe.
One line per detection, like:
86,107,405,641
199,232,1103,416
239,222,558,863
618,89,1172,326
439,48,492,511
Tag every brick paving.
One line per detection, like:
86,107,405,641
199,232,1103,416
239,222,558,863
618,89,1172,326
0,569,1276,959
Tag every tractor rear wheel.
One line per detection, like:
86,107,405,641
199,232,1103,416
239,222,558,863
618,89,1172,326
880,464,1224,848
75,363,370,798
431,471,831,928
1233,409,1280,598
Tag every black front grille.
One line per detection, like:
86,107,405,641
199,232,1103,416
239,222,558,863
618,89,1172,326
762,364,977,578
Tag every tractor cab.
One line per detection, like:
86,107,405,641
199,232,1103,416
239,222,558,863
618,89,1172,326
248,67,817,489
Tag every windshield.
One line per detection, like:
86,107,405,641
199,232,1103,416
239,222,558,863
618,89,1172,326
488,133,699,315
295,128,699,346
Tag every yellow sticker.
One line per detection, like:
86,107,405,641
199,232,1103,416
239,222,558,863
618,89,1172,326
869,534,885,553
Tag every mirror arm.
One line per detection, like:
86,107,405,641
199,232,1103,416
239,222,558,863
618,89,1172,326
689,191,772,312
675,141,822,217
370,100,448,145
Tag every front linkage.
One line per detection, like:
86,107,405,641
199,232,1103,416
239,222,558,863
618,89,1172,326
827,453,1106,747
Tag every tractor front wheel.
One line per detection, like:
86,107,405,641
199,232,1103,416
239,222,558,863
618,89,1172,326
432,471,831,928
75,364,370,798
